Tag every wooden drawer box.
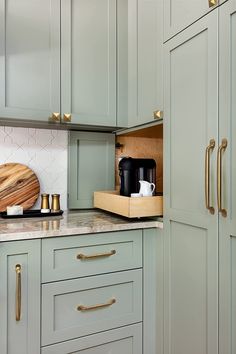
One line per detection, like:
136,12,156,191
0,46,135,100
42,230,142,283
94,190,163,218
41,324,142,354
41,270,142,346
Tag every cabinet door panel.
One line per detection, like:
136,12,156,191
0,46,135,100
0,0,60,121
0,240,40,354
41,324,142,354
219,1,236,354
164,0,222,41
61,0,116,127
42,270,142,345
68,131,115,208
164,12,218,354
128,0,163,127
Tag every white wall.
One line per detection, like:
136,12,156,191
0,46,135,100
0,126,68,210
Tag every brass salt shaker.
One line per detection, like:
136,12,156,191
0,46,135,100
41,194,50,213
51,194,60,212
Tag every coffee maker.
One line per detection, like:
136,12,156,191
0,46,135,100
118,157,156,196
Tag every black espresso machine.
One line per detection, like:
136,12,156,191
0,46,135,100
118,157,156,196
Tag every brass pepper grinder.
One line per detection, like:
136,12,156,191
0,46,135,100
41,194,50,213
51,194,60,212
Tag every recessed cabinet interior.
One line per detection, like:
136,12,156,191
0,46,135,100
68,131,115,209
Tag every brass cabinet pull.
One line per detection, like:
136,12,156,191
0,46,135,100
50,112,61,122
63,113,72,122
217,138,228,217
205,139,215,214
208,0,217,7
77,249,116,260
153,110,163,120
15,264,22,321
77,298,116,312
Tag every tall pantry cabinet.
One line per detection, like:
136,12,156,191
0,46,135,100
164,1,236,354
219,1,236,354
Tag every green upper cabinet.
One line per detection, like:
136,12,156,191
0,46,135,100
61,0,117,127
164,0,226,41
68,131,115,209
0,0,60,122
127,0,163,127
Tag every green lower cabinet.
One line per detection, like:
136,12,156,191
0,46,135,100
41,324,142,354
143,228,163,354
68,131,115,209
0,239,41,354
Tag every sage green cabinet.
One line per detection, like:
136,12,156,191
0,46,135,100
128,0,163,127
41,324,142,354
218,1,236,353
164,11,218,354
0,240,41,354
0,0,60,122
61,0,117,127
164,0,226,41
143,228,163,354
68,131,115,209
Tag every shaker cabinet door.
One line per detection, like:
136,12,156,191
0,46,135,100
0,0,60,122
61,0,117,127
219,1,236,353
0,240,41,354
68,131,115,209
128,0,163,127
164,0,224,41
164,11,218,354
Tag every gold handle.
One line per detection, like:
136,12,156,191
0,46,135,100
208,0,217,7
15,264,21,322
77,249,116,260
50,112,61,122
153,110,163,120
217,138,228,217
63,113,72,122
77,298,116,312
205,139,215,214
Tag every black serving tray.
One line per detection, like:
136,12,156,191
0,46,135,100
0,209,64,219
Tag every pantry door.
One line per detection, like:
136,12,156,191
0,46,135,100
164,11,218,354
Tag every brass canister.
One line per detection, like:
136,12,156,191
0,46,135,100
41,194,50,210
51,194,60,212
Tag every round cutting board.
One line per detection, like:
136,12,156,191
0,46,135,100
0,163,40,212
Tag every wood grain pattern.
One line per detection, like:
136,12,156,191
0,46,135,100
0,163,40,211
94,191,163,218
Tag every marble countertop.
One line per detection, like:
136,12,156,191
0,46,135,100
0,210,163,242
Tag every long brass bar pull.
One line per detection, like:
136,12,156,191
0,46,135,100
217,138,228,217
15,264,22,321
77,250,116,260
77,298,116,312
205,139,215,214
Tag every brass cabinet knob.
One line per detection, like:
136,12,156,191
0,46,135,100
63,113,72,122
208,0,217,7
50,112,61,122
153,110,163,120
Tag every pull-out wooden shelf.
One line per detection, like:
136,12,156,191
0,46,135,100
94,191,163,218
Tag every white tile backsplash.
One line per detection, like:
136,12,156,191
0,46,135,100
0,126,68,210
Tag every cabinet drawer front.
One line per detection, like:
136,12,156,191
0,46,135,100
41,324,142,354
42,230,142,282
41,270,142,346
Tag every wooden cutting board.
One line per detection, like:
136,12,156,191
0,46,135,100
0,163,40,212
